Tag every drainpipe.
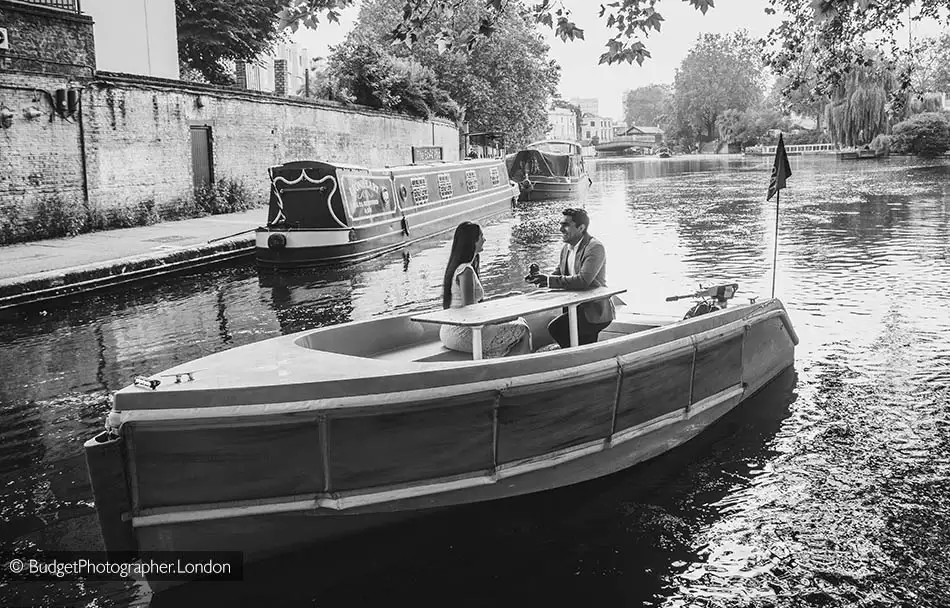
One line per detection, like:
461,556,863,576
77,90,90,213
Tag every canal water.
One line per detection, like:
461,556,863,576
1,155,948,607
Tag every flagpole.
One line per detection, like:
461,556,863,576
771,189,780,299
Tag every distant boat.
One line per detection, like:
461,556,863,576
655,146,672,158
837,147,880,160
255,158,519,269
506,139,591,201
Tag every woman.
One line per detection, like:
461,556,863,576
440,222,532,357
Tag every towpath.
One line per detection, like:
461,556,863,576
0,208,263,311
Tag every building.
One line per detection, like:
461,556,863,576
80,0,180,79
582,113,613,143
570,97,599,116
546,106,576,141
240,42,310,96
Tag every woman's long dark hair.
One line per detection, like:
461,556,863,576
442,221,482,309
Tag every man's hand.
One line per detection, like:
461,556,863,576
526,274,549,288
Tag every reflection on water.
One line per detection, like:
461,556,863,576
1,155,949,607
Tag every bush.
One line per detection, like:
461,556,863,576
869,134,892,156
29,194,87,239
890,112,950,158
193,178,258,215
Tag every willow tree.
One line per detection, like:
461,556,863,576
824,63,895,147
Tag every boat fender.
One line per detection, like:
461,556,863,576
400,216,410,236
268,233,287,250
399,184,408,201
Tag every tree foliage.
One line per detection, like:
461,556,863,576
335,0,559,147
671,31,766,144
176,0,291,84
763,0,950,105
280,0,949,104
716,108,792,149
327,41,461,119
623,84,672,128
824,60,895,146
890,111,950,156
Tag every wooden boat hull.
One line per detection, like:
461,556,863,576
84,299,797,588
518,175,591,201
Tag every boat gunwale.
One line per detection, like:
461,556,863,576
108,303,795,424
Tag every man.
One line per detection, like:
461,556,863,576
526,208,615,347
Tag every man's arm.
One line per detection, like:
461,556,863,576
547,241,605,291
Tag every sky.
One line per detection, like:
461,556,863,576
292,1,946,121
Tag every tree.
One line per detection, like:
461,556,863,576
716,107,793,149
824,60,895,147
338,0,559,147
623,84,672,128
763,0,950,104
890,112,950,156
176,0,291,84
672,31,766,144
909,33,950,93
327,41,461,119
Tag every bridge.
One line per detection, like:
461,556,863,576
593,135,659,153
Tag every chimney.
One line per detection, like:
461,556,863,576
274,59,287,96
235,61,248,89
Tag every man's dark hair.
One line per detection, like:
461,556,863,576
563,207,590,231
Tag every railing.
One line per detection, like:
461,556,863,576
748,143,837,155
17,0,81,13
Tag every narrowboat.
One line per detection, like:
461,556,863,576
255,158,520,268
506,139,591,201
84,284,797,591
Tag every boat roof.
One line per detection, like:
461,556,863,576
528,139,582,150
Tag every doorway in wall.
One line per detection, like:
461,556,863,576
190,125,214,191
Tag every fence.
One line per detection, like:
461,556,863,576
17,0,81,13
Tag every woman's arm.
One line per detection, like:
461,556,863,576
458,266,478,306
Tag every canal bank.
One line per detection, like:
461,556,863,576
0,208,263,312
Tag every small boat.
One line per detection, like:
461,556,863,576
255,158,520,269
655,146,672,158
84,283,797,591
505,139,591,201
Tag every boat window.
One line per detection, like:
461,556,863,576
489,167,500,186
438,173,453,199
411,176,429,205
465,170,478,193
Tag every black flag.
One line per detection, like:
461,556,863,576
767,133,792,201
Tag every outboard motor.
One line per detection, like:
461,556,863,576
666,283,739,319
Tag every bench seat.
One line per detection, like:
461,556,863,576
373,340,473,362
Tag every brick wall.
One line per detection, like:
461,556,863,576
0,72,87,237
0,0,95,77
78,73,461,221
273,58,286,97
0,2,461,242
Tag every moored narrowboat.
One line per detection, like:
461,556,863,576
255,158,519,268
506,139,591,201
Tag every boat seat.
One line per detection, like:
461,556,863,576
599,313,681,341
374,340,473,363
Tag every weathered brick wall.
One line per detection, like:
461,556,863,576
0,72,86,237
82,73,461,218
0,1,95,77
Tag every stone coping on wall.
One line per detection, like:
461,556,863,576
92,70,460,128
